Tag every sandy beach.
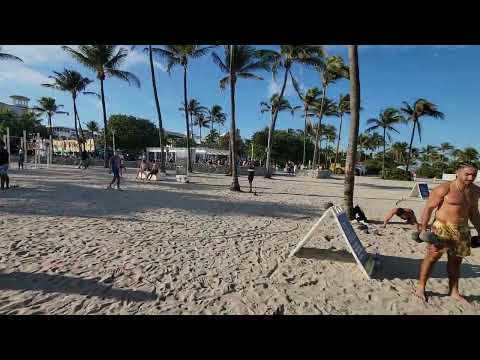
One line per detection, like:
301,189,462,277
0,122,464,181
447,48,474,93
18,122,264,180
1,165,479,315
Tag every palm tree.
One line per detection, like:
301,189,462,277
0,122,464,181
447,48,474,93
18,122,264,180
153,46,213,172
439,142,454,163
400,99,444,173
212,45,270,191
193,112,210,142
132,45,166,172
180,99,208,141
308,97,337,167
319,124,337,166
366,108,405,178
390,142,408,163
62,45,141,167
0,46,22,62
290,81,322,167
206,104,227,140
42,69,93,150
312,56,349,167
357,133,369,161
260,93,300,177
367,132,384,158
344,45,360,219
333,94,350,166
85,120,100,152
259,46,325,165
459,147,479,162
33,97,69,136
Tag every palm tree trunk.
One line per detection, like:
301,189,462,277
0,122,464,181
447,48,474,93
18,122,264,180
75,107,86,153
405,120,417,174
382,128,386,179
265,68,289,177
100,78,109,167
48,114,52,137
302,108,307,167
334,114,343,165
264,112,274,178
344,45,361,219
183,66,191,172
149,45,166,173
313,87,326,167
71,96,80,153
229,46,240,191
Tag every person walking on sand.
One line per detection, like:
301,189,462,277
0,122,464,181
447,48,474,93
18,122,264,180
107,151,123,191
247,160,255,193
415,162,480,306
0,140,10,190
18,148,25,170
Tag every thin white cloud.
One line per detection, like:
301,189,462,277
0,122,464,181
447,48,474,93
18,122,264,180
121,46,167,72
267,75,300,98
0,61,49,85
2,45,74,64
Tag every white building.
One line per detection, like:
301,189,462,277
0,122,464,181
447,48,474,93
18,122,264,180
0,95,30,116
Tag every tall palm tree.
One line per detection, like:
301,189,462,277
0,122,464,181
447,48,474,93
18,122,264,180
0,46,22,62
439,142,454,163
33,97,69,136
459,147,478,162
132,45,166,172
308,97,337,167
312,56,349,167
180,99,208,141
259,46,325,162
153,46,213,172
193,112,210,142
333,94,350,166
85,120,99,152
290,81,322,167
367,132,384,158
42,69,93,150
344,45,360,219
206,104,227,140
356,133,369,161
319,124,337,166
261,93,300,177
390,142,408,163
62,45,141,167
212,45,270,191
366,108,405,178
400,99,444,173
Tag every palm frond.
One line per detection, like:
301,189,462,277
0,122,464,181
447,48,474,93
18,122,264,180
107,69,141,88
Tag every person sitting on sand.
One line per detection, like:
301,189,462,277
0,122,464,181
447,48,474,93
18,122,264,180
383,207,419,228
107,151,123,191
136,156,148,181
146,160,160,180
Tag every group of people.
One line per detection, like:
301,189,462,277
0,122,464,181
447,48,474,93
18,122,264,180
380,161,480,306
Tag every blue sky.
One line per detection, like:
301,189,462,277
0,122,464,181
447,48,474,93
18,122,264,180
0,45,478,151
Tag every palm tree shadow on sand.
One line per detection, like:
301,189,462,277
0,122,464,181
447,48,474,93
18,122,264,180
0,271,156,302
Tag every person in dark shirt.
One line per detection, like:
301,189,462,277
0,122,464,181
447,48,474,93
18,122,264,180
0,140,10,190
247,160,255,193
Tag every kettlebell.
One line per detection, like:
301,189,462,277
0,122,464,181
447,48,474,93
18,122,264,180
410,231,442,246
472,236,480,249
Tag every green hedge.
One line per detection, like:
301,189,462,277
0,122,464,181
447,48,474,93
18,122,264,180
384,168,411,181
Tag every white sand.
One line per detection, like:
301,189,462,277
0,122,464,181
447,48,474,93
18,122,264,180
1,165,479,315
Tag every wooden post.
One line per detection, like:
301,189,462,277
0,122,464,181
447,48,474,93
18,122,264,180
23,130,27,168
36,133,40,168
49,135,53,167
6,127,10,165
